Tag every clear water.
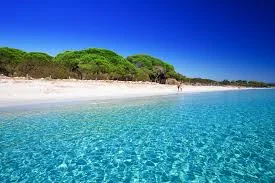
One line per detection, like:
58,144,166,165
1,90,275,182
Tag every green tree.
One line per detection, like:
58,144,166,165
126,54,177,83
0,47,26,76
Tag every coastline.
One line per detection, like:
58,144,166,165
0,77,251,108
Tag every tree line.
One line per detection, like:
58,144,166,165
0,47,273,88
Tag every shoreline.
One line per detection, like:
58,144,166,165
0,77,259,108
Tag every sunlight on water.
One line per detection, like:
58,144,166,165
1,90,275,182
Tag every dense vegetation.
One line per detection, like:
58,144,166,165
126,54,186,83
0,48,72,79
0,47,273,87
54,48,137,80
0,47,184,82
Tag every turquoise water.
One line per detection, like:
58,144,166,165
0,90,275,182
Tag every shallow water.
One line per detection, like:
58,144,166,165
0,90,275,182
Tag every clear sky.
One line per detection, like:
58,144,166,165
1,0,274,82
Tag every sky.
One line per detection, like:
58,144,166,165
1,0,275,82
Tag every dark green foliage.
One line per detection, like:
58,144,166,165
170,72,187,81
221,80,231,85
183,78,269,87
16,51,64,78
135,68,151,81
55,48,136,80
224,80,268,87
187,78,218,85
185,78,269,87
16,59,73,79
126,54,178,82
235,80,248,86
0,47,183,82
0,47,26,76
0,47,74,79
0,47,271,87
247,81,268,87
267,83,275,87
27,52,53,62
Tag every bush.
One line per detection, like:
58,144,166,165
0,47,26,76
16,59,73,79
135,68,150,81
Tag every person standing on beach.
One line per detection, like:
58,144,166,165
177,82,182,92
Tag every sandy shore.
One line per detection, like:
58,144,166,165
0,77,243,107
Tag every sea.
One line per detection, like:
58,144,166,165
0,89,274,182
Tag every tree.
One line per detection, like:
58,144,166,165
221,80,231,85
126,54,177,83
0,46,271,87
0,47,26,76
55,48,137,80
135,68,150,81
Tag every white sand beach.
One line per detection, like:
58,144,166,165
0,77,242,107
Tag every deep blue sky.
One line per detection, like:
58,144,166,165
1,0,275,82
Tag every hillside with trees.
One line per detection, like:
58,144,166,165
0,47,272,88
